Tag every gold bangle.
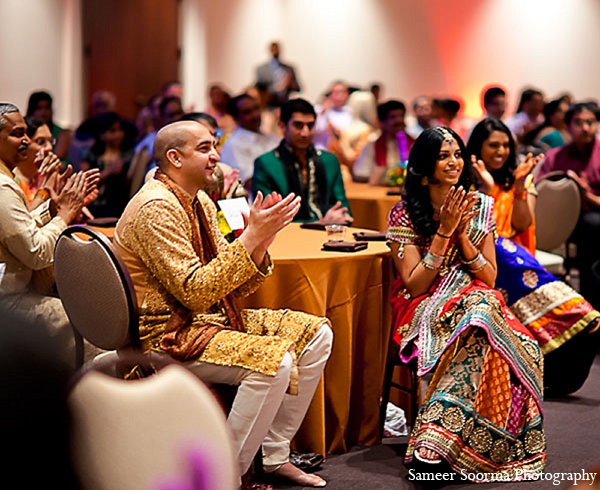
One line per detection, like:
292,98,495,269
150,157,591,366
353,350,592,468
469,256,487,272
462,252,480,266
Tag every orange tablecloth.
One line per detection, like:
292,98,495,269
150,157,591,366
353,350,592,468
240,223,393,455
345,181,400,232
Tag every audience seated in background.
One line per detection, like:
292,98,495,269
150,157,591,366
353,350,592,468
80,112,135,218
313,81,354,151
26,90,73,162
204,83,236,141
353,99,413,185
219,93,279,187
161,80,183,101
332,90,378,172
468,117,600,397
431,97,473,141
521,97,571,154
387,126,546,477
481,85,508,120
128,95,184,197
245,82,282,139
255,41,301,109
253,98,352,225
71,90,137,171
135,93,163,144
505,87,545,145
405,95,433,140
113,120,332,488
536,101,600,305
0,103,99,369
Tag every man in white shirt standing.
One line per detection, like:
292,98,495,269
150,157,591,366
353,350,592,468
220,94,280,190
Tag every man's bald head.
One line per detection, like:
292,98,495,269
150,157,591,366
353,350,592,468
153,120,199,171
152,120,219,196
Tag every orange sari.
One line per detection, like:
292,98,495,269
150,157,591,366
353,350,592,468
489,183,536,254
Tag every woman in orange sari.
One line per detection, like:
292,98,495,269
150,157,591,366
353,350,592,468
468,118,600,397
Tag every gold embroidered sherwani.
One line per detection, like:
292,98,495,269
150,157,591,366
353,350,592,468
114,178,325,375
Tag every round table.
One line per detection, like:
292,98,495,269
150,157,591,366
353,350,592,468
344,181,401,231
240,223,393,455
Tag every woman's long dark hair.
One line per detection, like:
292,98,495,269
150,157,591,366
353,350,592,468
24,116,47,139
521,98,564,146
90,112,129,155
466,118,516,190
26,91,54,127
404,126,472,237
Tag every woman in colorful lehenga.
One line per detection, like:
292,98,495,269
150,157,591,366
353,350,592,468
467,118,600,397
387,126,546,478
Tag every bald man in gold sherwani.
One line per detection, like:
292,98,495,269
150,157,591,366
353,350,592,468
114,120,331,488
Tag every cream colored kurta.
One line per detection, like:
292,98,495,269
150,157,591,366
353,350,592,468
0,159,75,365
114,178,325,376
0,160,66,295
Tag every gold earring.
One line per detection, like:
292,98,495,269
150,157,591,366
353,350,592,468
421,176,429,186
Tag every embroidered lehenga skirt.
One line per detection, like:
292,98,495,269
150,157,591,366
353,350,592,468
392,269,546,480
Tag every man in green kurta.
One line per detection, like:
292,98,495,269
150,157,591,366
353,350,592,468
253,98,352,224
114,120,332,488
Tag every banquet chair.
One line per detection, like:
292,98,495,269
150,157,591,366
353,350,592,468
534,171,581,277
54,225,263,474
54,225,140,355
379,312,419,441
54,225,241,407
68,359,238,490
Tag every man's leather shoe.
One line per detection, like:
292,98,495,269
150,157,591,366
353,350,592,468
289,451,325,471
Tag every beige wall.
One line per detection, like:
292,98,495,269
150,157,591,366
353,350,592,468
185,0,600,118
2,0,600,125
0,0,82,128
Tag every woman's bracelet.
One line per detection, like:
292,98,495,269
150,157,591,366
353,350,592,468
461,252,481,266
463,252,486,271
436,230,452,239
34,187,51,201
422,250,445,270
469,255,487,272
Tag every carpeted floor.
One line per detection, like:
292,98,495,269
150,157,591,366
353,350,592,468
272,355,600,490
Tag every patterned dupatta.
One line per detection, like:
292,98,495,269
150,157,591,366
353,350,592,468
409,194,495,369
390,193,543,406
154,169,244,361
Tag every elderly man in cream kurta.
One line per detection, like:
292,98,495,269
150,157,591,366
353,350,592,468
0,103,97,368
114,120,332,488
